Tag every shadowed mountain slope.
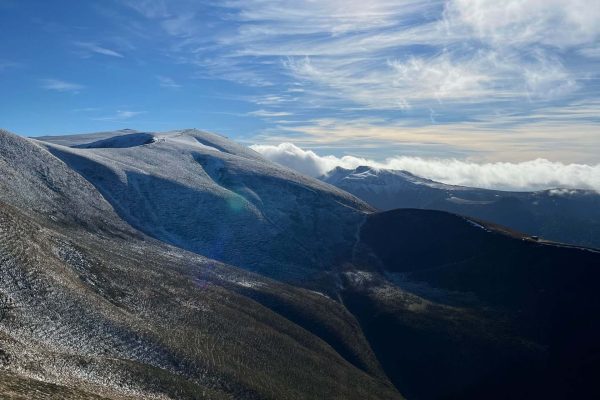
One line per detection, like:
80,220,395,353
342,208,600,399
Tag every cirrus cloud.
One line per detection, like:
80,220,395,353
40,79,85,93
74,41,124,58
115,0,600,162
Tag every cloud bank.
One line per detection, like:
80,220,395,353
251,143,600,192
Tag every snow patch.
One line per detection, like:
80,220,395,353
464,218,490,232
234,279,263,288
447,196,493,205
162,134,223,152
548,188,579,196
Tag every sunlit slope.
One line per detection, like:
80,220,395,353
37,129,372,283
0,129,131,234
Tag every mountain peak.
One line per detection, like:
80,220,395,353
355,165,375,173
34,129,371,282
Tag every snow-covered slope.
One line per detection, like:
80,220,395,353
37,129,372,282
0,129,133,235
0,129,401,399
323,165,462,192
322,165,600,249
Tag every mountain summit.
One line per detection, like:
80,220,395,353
36,129,371,283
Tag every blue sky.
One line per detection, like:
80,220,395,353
1,0,599,163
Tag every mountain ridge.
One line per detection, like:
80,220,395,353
2,129,600,399
35,129,372,284
321,165,600,249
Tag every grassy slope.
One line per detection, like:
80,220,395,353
0,198,401,399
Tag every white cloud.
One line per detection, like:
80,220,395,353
254,114,600,165
94,110,146,121
122,0,600,158
379,158,600,192
116,110,144,118
122,0,599,106
230,0,433,36
522,52,578,99
387,55,490,101
72,107,101,112
251,143,356,176
213,0,595,114
157,75,181,88
0,60,20,72
74,42,124,58
122,0,169,19
444,0,600,49
40,79,84,93
248,109,292,117
579,45,600,59
251,142,600,191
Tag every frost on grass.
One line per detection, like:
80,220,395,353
36,128,371,284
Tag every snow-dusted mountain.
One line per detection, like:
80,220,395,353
322,165,600,249
0,128,399,399
2,128,600,399
36,129,371,283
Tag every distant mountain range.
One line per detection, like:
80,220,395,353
322,165,600,249
1,129,599,399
